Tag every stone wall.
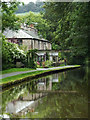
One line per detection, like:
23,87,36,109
22,39,31,50
8,38,52,51
48,43,52,50
34,40,38,49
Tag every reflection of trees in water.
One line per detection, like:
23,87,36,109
27,93,88,118
52,68,88,94
46,77,50,88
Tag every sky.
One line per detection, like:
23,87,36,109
1,0,45,4
1,0,89,4
19,0,43,4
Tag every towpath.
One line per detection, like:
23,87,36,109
0,65,76,79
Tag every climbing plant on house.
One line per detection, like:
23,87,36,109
46,51,49,61
27,49,37,68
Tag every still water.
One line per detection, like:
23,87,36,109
0,67,88,118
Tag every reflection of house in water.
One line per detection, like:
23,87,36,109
6,74,59,115
6,92,47,115
37,77,52,91
37,82,46,90
6,101,34,114
52,74,59,82
37,78,46,90
37,74,59,91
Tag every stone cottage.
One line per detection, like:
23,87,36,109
3,26,59,62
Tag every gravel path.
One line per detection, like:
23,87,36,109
0,65,75,79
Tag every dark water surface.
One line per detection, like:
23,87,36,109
0,67,88,118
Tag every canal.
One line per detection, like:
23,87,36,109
0,67,88,118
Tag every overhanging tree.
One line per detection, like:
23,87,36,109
1,1,21,32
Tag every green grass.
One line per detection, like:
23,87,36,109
0,65,80,85
1,70,46,85
2,68,35,74
2,64,65,74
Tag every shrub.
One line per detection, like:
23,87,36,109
45,60,52,68
2,36,27,70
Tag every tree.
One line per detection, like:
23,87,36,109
1,1,21,32
43,2,89,64
18,11,50,40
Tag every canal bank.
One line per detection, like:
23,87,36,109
0,65,80,89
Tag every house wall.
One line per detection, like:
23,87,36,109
40,41,42,50
48,43,52,50
34,40,38,49
46,42,48,49
43,42,46,50
7,38,52,51
31,40,35,49
8,38,18,44
40,41,44,50
22,39,31,50
42,42,44,50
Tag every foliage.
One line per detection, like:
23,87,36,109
17,2,89,65
2,35,26,70
45,60,52,67
1,1,22,32
18,44,28,52
43,2,89,65
35,61,40,68
17,11,50,40
27,49,37,68
46,51,49,61
58,52,62,60
1,1,89,67
52,43,60,50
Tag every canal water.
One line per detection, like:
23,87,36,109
0,67,88,118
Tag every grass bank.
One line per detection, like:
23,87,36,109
2,68,35,74
0,65,80,89
2,63,65,74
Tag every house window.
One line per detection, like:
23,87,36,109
19,40,22,45
17,39,22,45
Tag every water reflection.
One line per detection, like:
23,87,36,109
0,67,88,118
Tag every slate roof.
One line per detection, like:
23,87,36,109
3,29,33,39
22,28,40,39
24,29,48,42
3,28,50,42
